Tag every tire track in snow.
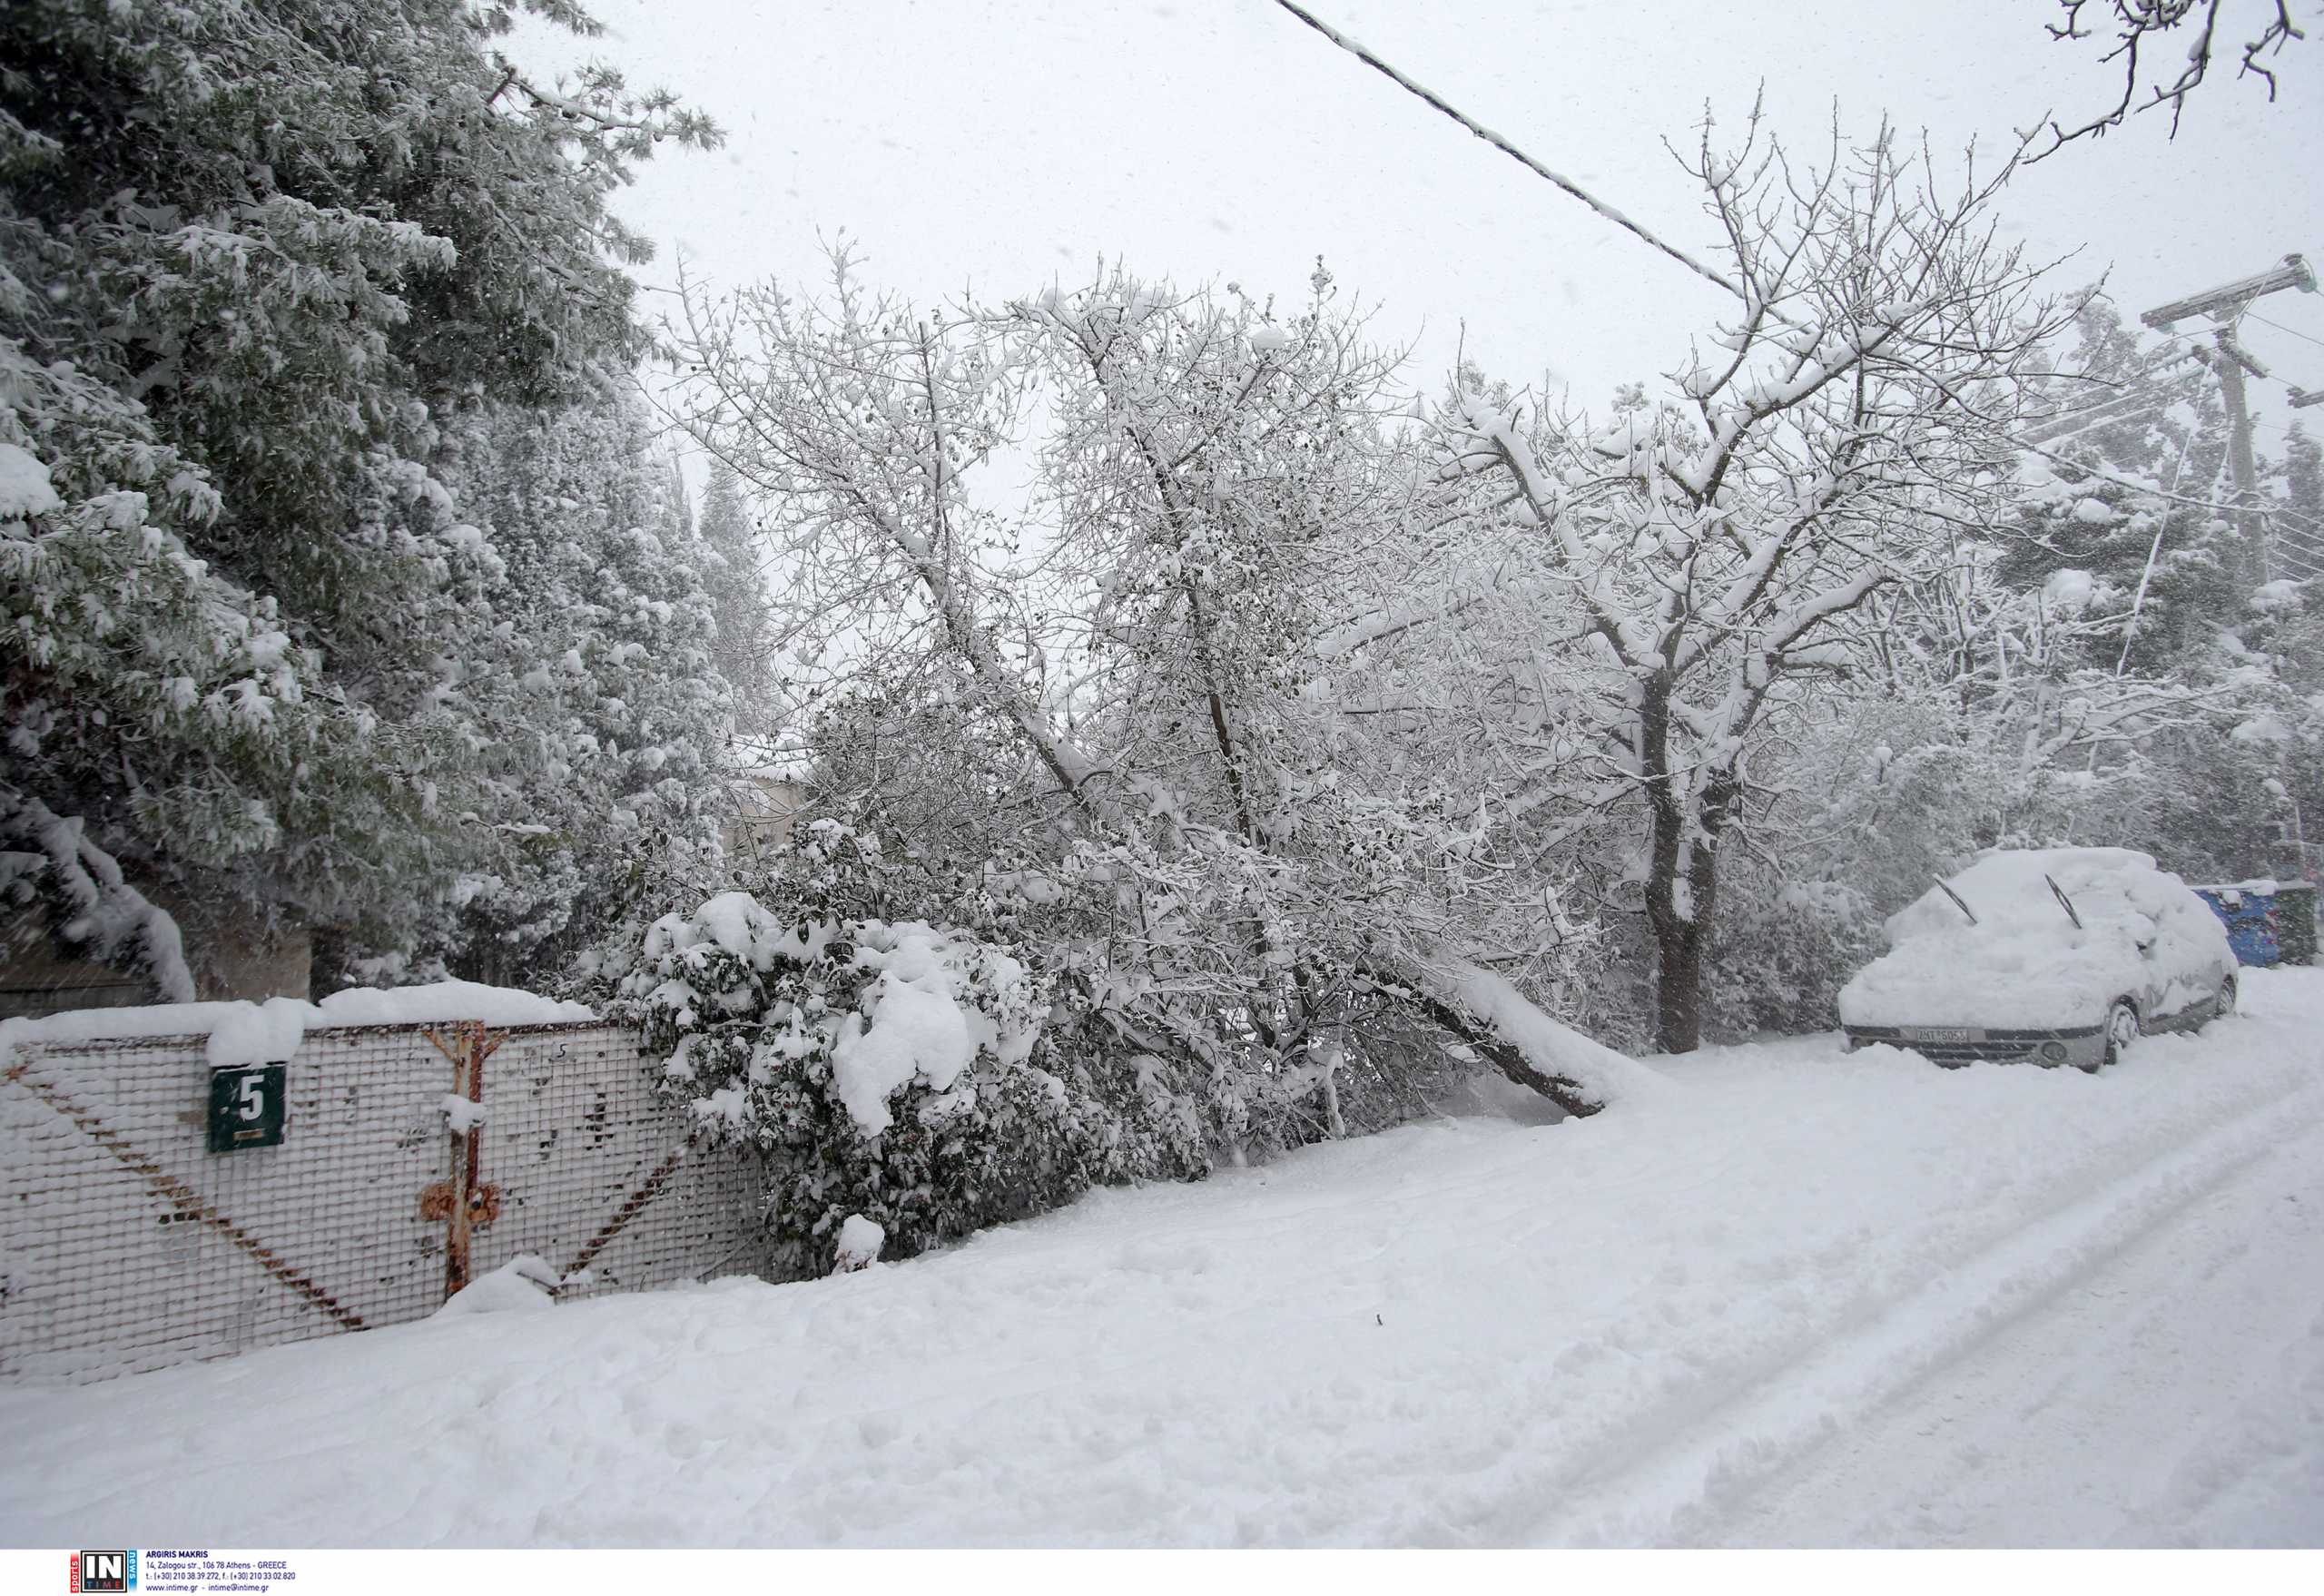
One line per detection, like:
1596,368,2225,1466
1521,1063,2324,1546
1686,1108,2324,1546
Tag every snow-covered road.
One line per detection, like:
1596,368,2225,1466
1697,1089,2324,1547
5,970,2321,1547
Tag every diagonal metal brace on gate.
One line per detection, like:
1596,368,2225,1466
421,1020,505,1302
562,1141,691,1284
3,1058,369,1333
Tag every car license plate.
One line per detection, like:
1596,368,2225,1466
1906,1027,1975,1044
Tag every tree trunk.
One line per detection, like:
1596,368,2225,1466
1640,678,1700,1053
1640,676,1737,1054
1405,989,1604,1118
1650,912,1709,1055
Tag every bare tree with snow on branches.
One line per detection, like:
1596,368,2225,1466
665,250,1659,1137
2029,0,2312,159
1437,113,2075,1052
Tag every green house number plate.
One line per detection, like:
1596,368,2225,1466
207,1063,288,1153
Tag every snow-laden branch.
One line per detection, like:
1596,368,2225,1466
0,789,195,1003
1402,952,1676,1116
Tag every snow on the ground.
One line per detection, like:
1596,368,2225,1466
435,1256,565,1318
5,970,2322,1548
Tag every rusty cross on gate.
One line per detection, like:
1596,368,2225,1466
421,1020,506,1301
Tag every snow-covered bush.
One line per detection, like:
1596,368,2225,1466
614,823,1204,1276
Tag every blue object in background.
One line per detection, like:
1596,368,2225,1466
2194,883,2291,967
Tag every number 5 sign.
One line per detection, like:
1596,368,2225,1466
206,1063,289,1153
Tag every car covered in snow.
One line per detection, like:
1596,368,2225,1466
1838,847,2238,1070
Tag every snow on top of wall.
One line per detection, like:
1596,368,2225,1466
1,998,309,1069
310,980,595,1029
2,981,597,1067
2192,878,2286,898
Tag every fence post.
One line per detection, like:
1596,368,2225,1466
422,1020,505,1302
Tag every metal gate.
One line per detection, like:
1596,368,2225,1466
1,1020,767,1384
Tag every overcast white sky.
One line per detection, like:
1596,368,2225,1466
515,0,2324,434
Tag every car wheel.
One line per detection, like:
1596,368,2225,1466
2097,1000,2139,1070
2214,972,2238,1024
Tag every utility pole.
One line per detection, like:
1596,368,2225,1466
2210,342,2268,586
2142,253,2318,588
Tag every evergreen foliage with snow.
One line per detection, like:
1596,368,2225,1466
1,0,726,983
694,462,784,744
423,389,740,989
612,822,1206,1276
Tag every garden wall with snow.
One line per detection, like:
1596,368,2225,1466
1,987,770,1384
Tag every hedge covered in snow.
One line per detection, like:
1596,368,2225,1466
612,823,1204,1276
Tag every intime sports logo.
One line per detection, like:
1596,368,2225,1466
68,1550,136,1592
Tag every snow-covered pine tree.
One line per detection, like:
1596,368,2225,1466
1,0,719,987
1984,299,2322,882
694,461,787,747
425,388,740,990
2004,297,2244,676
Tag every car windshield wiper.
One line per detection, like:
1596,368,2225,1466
1935,878,1979,925
2045,873,2084,931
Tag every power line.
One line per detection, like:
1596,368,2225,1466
2023,375,2202,448
1269,2,2319,436
2244,309,2324,355
2019,434,2324,544
2273,548,2324,583
1259,5,2324,576
2280,523,2324,551
1264,0,1748,302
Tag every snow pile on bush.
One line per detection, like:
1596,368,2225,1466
617,823,1202,1276
634,892,1046,1142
